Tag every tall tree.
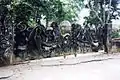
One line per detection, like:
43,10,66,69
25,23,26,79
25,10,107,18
84,0,120,53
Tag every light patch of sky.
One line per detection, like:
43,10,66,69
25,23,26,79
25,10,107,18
118,4,120,8
112,19,120,30
60,0,70,4
112,3,120,29
76,8,90,25
76,0,90,25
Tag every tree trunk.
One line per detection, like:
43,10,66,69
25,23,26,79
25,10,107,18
46,11,49,27
46,17,49,27
107,22,112,53
103,23,112,53
103,24,108,53
0,15,6,35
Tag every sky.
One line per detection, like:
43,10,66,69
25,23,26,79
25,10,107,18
76,0,90,25
76,8,90,25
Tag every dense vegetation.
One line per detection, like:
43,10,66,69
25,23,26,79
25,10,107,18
0,0,120,66
84,0,120,53
0,0,85,65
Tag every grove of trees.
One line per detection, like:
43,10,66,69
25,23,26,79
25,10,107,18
0,0,120,66
84,0,120,53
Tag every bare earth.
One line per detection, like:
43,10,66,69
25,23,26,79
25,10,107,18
0,51,120,80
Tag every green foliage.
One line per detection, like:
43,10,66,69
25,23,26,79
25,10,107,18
84,0,119,26
83,0,120,53
0,0,85,28
84,15,100,25
0,0,11,5
12,2,33,24
112,31,120,38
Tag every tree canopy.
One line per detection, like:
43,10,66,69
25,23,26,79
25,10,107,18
83,0,120,53
0,0,85,28
84,0,120,26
